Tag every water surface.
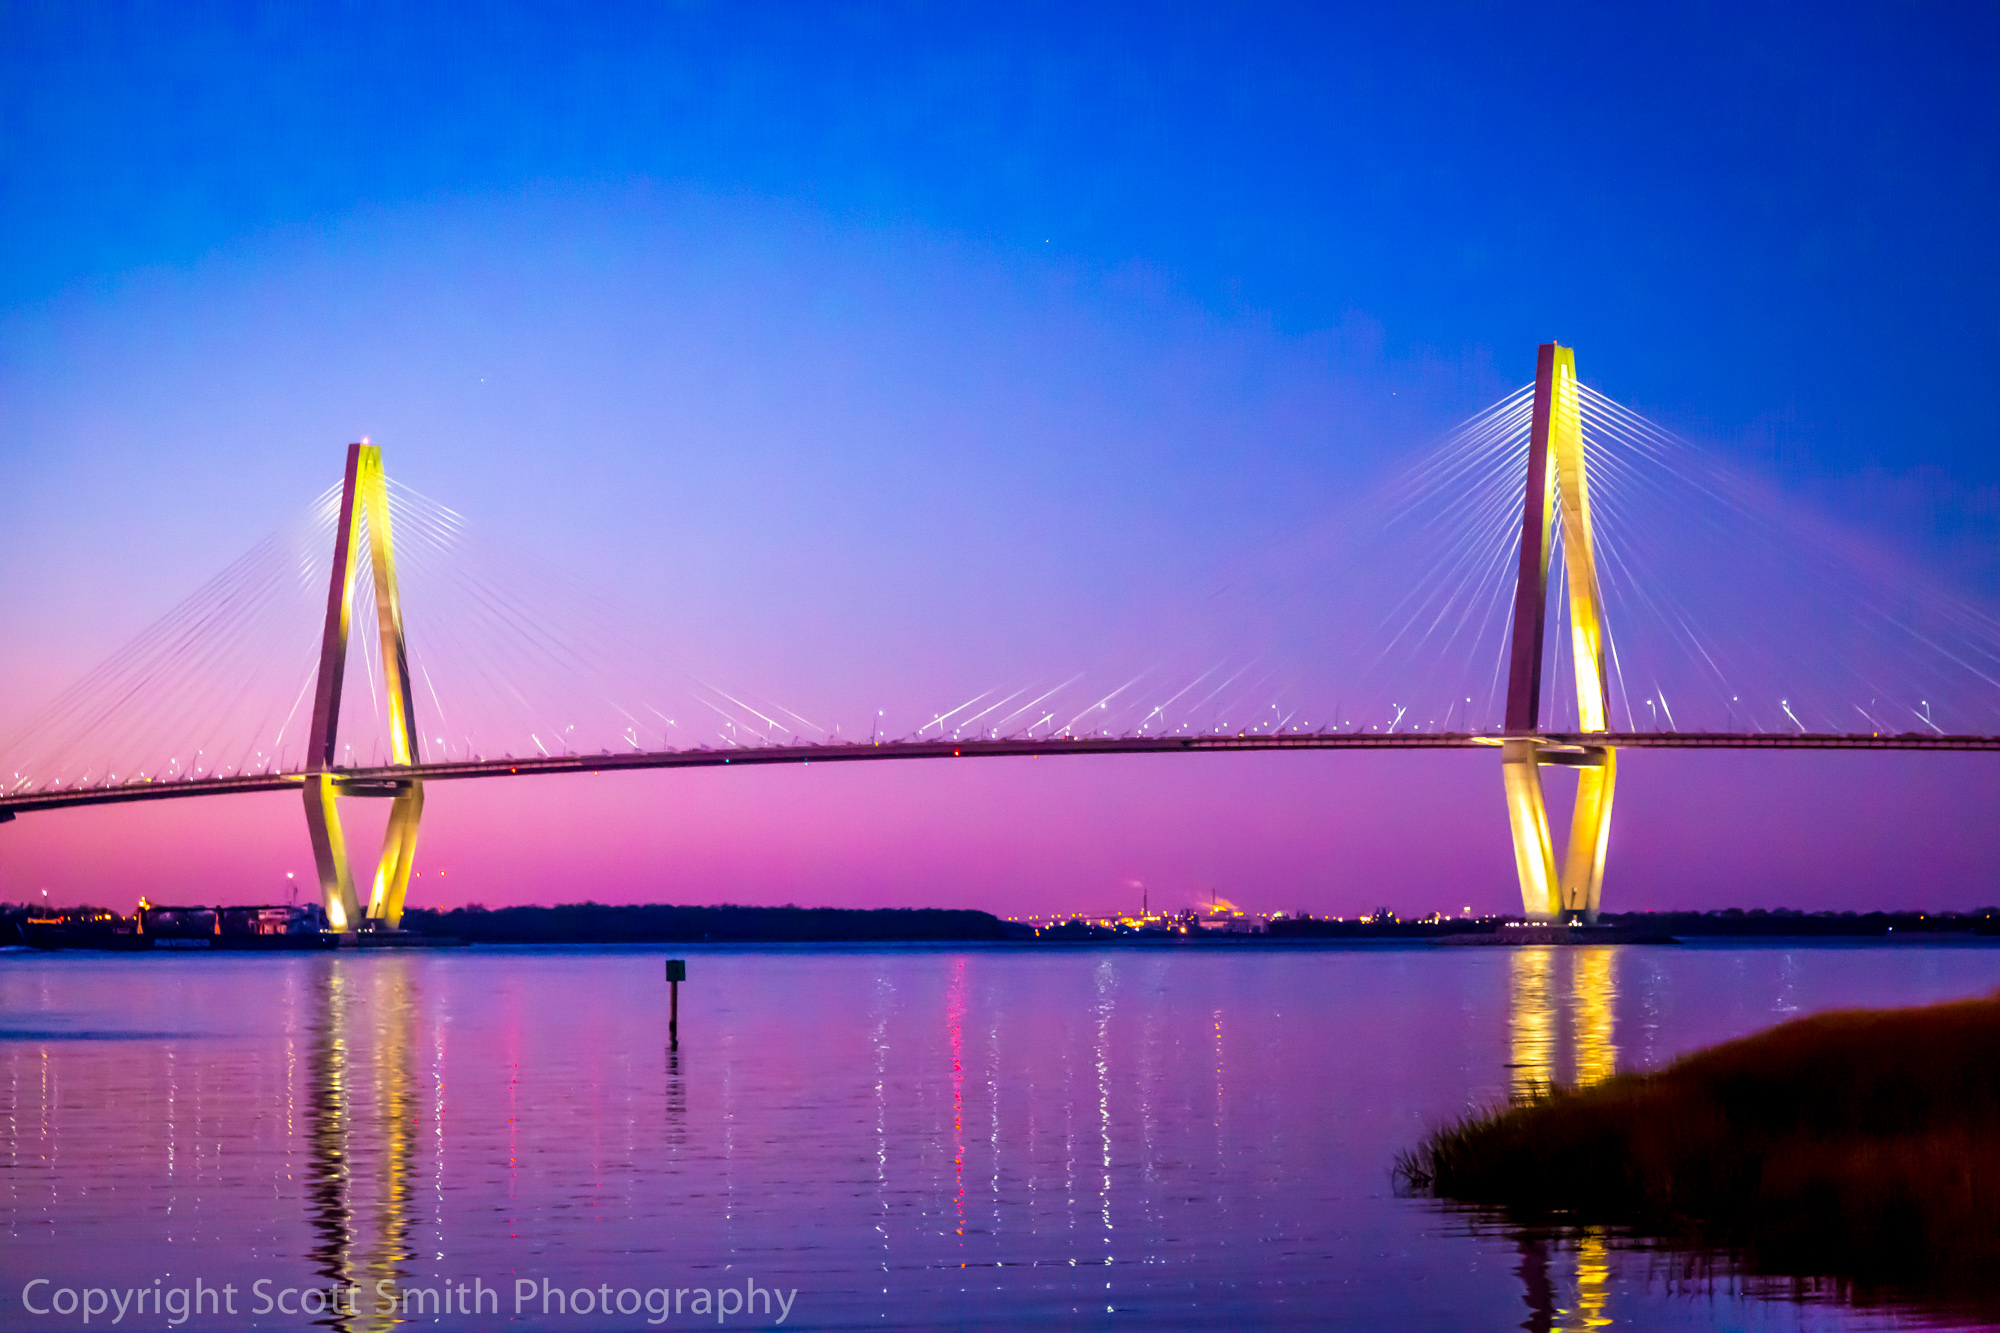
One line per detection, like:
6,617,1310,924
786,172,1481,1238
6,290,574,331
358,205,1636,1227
3,941,1997,1330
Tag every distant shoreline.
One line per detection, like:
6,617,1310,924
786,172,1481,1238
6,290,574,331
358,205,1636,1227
4,902,1996,950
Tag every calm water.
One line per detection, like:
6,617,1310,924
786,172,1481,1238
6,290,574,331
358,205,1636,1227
3,942,1998,1331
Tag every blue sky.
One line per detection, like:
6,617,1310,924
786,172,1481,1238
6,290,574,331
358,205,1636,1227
9,3,1997,468
4,3,1999,915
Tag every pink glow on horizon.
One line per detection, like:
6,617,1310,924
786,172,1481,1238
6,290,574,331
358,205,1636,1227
4,747,1997,918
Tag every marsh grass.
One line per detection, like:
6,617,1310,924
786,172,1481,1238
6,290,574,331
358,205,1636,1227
1399,994,2000,1301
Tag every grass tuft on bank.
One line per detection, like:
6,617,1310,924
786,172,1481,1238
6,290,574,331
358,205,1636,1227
1399,993,2000,1293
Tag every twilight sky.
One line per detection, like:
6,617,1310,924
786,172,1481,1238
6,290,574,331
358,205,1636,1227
4,3,1999,917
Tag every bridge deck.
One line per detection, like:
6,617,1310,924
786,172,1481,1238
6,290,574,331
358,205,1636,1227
4,730,1998,817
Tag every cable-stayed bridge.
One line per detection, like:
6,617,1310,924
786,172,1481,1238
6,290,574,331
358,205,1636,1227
8,342,2000,928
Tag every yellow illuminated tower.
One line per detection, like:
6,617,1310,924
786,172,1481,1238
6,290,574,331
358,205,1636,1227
1501,344,1616,921
302,443,425,934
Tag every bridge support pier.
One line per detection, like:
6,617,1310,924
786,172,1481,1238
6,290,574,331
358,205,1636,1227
367,784,425,925
1502,742,1617,922
303,773,361,933
1501,740,1559,918
1561,749,1615,919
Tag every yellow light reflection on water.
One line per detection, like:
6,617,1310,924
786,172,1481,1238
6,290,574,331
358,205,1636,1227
1508,946,1621,1098
308,958,419,1333
1507,946,1623,1330
1508,948,1557,1100
1571,949,1617,1089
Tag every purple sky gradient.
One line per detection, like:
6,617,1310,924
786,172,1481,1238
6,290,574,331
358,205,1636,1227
4,194,1999,918
6,10,2000,918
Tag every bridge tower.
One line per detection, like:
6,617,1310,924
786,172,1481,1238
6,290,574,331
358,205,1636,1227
1500,344,1616,921
302,442,425,934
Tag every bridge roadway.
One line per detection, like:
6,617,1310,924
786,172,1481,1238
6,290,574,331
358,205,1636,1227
4,729,1999,819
